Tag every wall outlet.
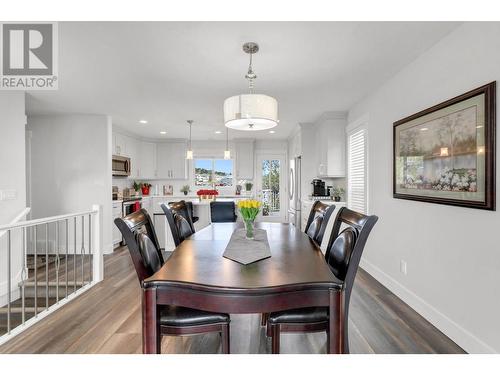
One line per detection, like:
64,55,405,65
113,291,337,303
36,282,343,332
400,260,407,275
0,189,17,201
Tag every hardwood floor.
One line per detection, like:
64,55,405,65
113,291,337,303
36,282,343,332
0,246,465,354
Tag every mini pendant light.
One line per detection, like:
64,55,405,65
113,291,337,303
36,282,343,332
186,120,194,160
224,127,231,160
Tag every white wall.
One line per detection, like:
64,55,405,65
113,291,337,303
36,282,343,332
348,22,500,353
28,115,113,254
0,92,26,224
0,92,27,304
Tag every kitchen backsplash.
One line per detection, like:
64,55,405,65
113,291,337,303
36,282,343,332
112,177,248,196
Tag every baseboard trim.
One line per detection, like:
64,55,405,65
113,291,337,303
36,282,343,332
360,258,497,354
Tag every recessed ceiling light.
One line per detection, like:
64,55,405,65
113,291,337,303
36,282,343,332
269,130,276,134
160,131,167,135
215,130,222,134
139,120,148,124
420,127,428,131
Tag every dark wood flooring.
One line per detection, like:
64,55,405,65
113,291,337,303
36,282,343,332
0,246,465,354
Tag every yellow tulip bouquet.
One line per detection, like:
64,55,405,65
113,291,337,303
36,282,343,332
237,199,262,240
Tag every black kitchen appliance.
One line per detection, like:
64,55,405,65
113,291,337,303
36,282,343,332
311,179,326,196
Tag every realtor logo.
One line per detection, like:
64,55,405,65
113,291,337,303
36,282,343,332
0,22,58,90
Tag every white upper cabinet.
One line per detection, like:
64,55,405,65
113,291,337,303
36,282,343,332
138,141,157,179
124,135,138,178
156,141,187,179
113,132,126,156
235,140,255,180
289,129,302,158
170,142,188,179
315,113,346,178
112,129,190,180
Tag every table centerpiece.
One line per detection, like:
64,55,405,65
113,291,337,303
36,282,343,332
237,199,261,240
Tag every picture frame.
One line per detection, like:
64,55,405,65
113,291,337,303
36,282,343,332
393,82,496,210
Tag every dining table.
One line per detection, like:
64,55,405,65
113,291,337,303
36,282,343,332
142,222,345,354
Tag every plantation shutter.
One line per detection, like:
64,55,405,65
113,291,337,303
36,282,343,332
348,128,367,214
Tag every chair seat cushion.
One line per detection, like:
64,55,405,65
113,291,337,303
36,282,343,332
268,307,328,325
160,305,229,327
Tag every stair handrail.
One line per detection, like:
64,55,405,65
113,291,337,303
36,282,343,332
0,207,31,238
0,208,97,232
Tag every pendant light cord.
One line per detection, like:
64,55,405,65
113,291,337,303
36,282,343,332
187,120,193,150
246,51,257,94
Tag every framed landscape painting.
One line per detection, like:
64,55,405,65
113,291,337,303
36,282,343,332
393,82,496,210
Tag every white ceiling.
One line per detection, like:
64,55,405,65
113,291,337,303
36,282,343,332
26,22,461,140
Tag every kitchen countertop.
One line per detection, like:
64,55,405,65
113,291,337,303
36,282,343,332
301,199,346,205
113,195,252,202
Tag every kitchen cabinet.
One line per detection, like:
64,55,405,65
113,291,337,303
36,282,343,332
138,141,157,179
112,201,122,247
156,142,188,179
288,129,302,158
113,133,126,156
141,196,152,212
152,197,176,252
315,115,346,178
235,140,255,180
125,135,138,178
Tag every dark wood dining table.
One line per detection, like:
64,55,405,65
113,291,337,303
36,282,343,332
142,222,345,354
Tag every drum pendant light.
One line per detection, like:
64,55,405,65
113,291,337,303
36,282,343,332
223,42,278,131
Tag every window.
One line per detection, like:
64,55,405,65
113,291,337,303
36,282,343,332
194,159,233,187
347,128,367,213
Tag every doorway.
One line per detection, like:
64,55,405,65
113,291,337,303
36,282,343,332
255,153,286,222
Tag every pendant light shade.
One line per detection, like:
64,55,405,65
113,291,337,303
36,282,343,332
186,149,194,160
223,42,278,131
224,94,278,131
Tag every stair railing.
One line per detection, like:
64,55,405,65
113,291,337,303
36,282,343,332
0,205,102,346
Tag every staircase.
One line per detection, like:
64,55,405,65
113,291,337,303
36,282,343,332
0,254,91,337
0,205,102,345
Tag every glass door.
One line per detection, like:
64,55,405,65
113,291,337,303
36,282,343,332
255,154,286,222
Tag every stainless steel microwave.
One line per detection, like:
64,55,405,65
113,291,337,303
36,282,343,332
112,155,131,176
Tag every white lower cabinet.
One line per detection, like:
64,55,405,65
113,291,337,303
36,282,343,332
112,202,122,247
152,198,176,252
142,196,152,213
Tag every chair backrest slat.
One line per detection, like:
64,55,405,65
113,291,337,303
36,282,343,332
161,203,194,247
114,208,164,284
210,201,237,223
304,201,336,245
168,200,196,233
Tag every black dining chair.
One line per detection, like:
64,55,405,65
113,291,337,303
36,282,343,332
259,201,336,327
266,207,378,354
114,210,231,354
210,201,237,223
304,201,336,246
161,203,194,247
168,200,196,233
114,208,164,268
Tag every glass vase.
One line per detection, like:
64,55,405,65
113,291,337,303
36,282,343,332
244,219,255,240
